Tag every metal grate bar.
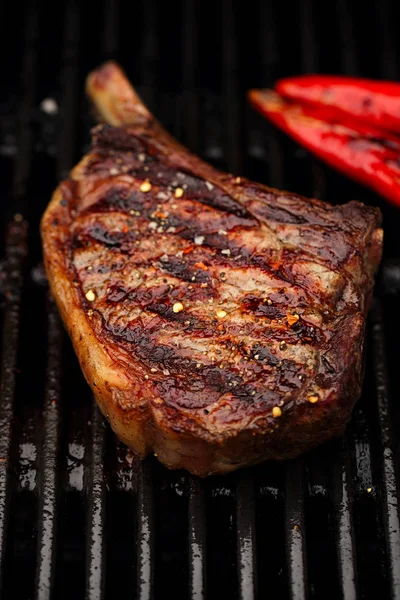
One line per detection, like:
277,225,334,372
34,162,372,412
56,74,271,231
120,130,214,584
296,0,327,201
181,0,199,152
136,459,155,600
297,0,317,73
222,0,242,173
57,0,81,181
188,477,206,600
85,404,106,600
0,1,38,587
104,0,119,59
257,1,284,189
296,0,328,202
297,7,358,598
139,0,157,108
375,0,398,80
371,301,400,599
35,2,81,597
334,442,357,600
34,300,62,600
285,459,308,600
0,219,27,587
11,3,39,206
236,475,257,600
336,0,358,75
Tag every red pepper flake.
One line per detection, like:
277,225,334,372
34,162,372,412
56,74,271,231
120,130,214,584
194,262,209,271
287,313,299,326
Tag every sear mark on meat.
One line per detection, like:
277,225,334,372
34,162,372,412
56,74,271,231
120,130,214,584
41,61,383,476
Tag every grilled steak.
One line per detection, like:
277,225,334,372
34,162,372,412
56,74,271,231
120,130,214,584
41,62,383,476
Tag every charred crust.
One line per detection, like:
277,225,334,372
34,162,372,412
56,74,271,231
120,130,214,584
42,100,382,473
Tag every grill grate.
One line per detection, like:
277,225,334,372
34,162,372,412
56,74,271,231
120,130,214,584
0,1,400,599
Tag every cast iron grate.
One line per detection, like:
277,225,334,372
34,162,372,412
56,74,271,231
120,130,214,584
0,1,399,599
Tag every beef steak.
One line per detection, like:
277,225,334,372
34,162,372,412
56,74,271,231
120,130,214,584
41,62,383,476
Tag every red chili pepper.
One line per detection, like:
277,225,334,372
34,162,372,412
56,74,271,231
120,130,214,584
276,75,400,134
248,89,400,207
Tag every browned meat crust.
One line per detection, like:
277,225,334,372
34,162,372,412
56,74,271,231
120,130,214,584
41,62,383,475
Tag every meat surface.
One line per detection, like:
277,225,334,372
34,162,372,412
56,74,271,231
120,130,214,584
41,62,383,476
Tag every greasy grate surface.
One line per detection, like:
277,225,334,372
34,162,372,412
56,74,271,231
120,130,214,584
0,1,400,599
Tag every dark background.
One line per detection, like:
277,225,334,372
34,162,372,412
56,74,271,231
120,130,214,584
0,1,399,600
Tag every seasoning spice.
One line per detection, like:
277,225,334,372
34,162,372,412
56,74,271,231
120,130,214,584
307,394,319,404
174,187,184,198
172,302,184,313
85,290,96,302
140,181,152,192
287,313,299,326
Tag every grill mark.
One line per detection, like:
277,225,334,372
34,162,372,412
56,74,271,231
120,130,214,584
145,303,210,330
73,211,337,308
250,344,280,366
82,183,257,237
73,222,240,274
104,319,303,409
105,321,244,396
61,124,378,419
96,275,324,363
76,224,139,248
242,295,286,319
74,229,330,321
129,163,252,219
106,282,174,307
160,210,255,238
242,184,338,225
241,192,363,267
244,196,309,225
106,283,214,318
78,189,260,265
88,253,318,348
290,319,322,344
76,183,348,305
85,140,255,220
74,215,331,354
104,293,324,348
157,256,211,283
90,127,379,252
74,217,273,275
75,240,325,320
94,187,148,214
